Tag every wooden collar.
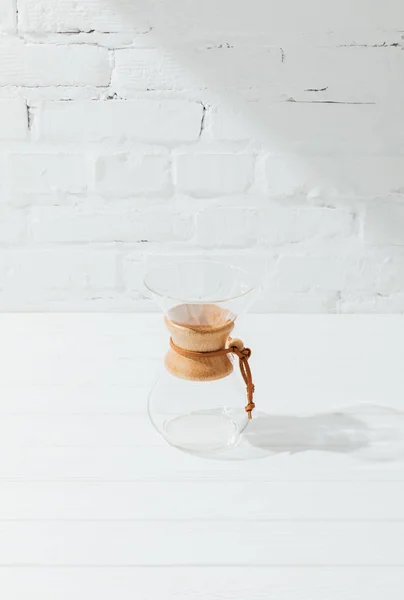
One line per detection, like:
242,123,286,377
169,337,256,419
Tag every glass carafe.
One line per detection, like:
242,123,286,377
144,261,257,456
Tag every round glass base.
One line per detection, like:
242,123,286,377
148,368,249,456
160,408,241,455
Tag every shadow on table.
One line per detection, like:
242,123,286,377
243,404,404,462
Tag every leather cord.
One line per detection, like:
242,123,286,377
169,337,256,419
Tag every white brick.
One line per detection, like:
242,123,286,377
85,253,119,289
208,105,255,142
0,0,16,32
340,293,404,314
258,206,354,244
0,249,117,292
111,49,198,93
0,39,110,86
20,31,138,49
111,46,281,95
35,101,203,143
378,253,404,295
254,289,338,313
18,0,153,32
174,154,254,196
18,0,404,35
363,199,404,246
94,154,169,196
29,207,193,243
196,207,258,248
279,46,404,104
7,192,83,208
264,156,404,198
0,100,27,139
210,103,404,155
264,156,318,196
121,255,145,291
15,86,109,102
8,154,88,193
273,256,384,293
183,0,404,34
0,207,25,242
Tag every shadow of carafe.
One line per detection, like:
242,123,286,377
241,404,404,462
199,404,404,462
245,411,370,455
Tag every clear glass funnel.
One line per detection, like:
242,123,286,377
144,260,256,326
144,260,257,456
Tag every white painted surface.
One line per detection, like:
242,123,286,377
0,2,404,311
0,313,403,598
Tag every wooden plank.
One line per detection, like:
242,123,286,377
0,566,403,600
0,347,161,385
0,410,402,458
0,520,402,565
0,415,159,447
0,384,152,414
0,481,403,520
0,446,402,482
1,381,403,417
1,379,404,417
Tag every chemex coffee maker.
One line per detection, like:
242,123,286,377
144,260,257,456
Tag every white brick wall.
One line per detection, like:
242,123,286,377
195,208,259,248
363,199,404,246
93,154,170,196
35,101,203,143
0,0,404,312
263,156,404,198
0,38,110,86
29,206,193,244
18,0,153,33
8,154,88,193
174,154,254,196
0,0,16,33
17,0,404,35
0,100,27,139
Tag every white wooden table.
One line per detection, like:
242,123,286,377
0,314,403,599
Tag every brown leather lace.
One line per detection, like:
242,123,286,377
169,337,256,419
